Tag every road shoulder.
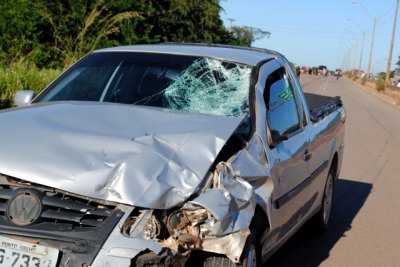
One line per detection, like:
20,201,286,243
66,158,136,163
348,78,400,109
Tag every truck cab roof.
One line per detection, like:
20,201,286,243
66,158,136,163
95,43,279,66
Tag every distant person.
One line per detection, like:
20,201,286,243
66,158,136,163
296,66,301,79
335,69,341,80
308,68,312,75
322,68,327,77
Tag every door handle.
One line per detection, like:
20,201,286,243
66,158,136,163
304,150,312,161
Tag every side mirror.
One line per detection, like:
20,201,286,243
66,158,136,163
14,90,35,107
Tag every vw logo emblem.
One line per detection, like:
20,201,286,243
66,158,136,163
6,189,42,226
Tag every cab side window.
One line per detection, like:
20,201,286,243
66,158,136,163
286,64,309,127
264,67,300,137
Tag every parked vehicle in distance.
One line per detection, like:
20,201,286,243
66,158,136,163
335,69,342,79
318,65,328,76
1,44,345,267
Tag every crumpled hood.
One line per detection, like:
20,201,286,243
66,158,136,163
0,102,242,209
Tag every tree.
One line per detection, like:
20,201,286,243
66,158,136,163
125,0,232,44
0,0,268,68
0,0,42,64
36,0,139,67
229,26,271,46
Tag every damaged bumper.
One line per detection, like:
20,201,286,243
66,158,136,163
0,169,256,267
93,208,251,267
93,169,256,266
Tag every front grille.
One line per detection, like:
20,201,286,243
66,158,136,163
0,175,125,267
0,180,116,229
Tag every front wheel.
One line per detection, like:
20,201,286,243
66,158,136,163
201,231,260,267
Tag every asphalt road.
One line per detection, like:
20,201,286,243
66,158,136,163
265,75,400,267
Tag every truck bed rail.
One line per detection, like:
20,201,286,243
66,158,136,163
305,93,343,122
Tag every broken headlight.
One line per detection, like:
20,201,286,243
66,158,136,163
121,207,220,252
122,209,160,240
166,209,211,250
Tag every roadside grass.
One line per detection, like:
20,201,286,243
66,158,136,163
385,85,400,105
375,79,385,92
353,78,400,107
0,62,62,108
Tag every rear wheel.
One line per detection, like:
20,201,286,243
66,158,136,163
314,168,335,232
201,231,260,267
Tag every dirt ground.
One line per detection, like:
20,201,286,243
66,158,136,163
351,78,400,107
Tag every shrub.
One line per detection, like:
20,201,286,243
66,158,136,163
375,78,385,92
361,77,366,85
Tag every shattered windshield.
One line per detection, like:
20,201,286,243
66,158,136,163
37,52,251,117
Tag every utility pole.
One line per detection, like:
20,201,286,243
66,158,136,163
367,17,377,80
358,32,365,76
346,49,351,72
385,0,400,85
352,0,378,80
352,41,358,77
347,18,366,77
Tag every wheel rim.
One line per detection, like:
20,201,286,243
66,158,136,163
322,172,334,225
246,243,257,267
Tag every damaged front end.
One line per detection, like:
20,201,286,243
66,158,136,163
121,118,259,266
0,146,258,267
117,163,256,266
92,122,259,266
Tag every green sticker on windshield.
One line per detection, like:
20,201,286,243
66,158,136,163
278,86,293,102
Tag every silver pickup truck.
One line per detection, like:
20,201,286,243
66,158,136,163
0,44,345,267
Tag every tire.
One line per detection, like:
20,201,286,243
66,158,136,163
313,168,335,233
201,231,260,267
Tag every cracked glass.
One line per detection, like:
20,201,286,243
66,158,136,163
37,52,252,117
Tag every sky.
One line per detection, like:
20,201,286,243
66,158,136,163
219,0,400,74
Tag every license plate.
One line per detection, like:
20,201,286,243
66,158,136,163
0,236,59,267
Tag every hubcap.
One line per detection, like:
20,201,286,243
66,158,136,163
322,173,334,225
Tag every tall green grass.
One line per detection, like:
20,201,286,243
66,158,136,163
0,62,62,108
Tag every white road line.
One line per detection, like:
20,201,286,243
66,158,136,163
322,77,329,91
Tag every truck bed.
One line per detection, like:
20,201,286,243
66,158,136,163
304,93,343,122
